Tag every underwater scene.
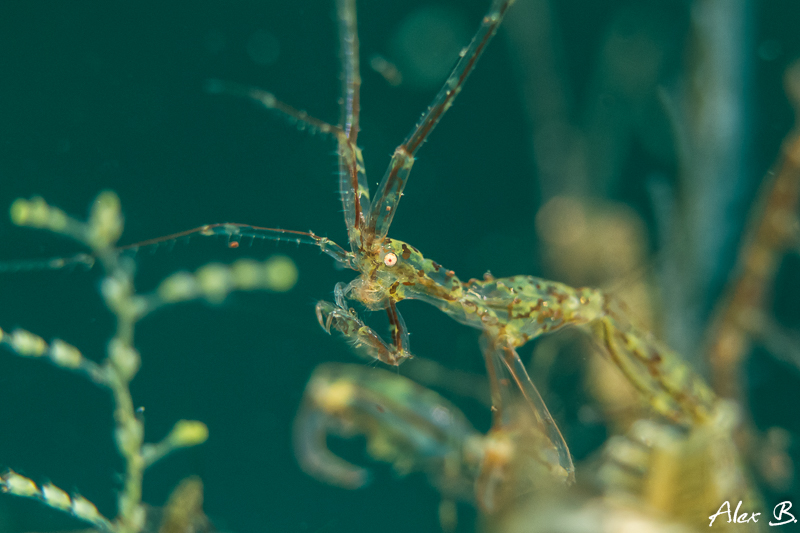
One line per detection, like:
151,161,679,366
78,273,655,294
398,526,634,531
1,0,799,532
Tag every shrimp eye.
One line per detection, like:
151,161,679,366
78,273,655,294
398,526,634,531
383,252,398,267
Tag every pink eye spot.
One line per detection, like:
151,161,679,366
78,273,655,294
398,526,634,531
383,252,398,267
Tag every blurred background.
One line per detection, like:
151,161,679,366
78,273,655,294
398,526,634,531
0,0,799,531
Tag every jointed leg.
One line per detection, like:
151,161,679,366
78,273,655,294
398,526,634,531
365,0,518,245
479,333,574,482
114,222,354,268
402,0,517,156
204,79,368,247
336,0,361,145
316,299,412,366
591,300,717,427
472,333,575,511
334,0,372,240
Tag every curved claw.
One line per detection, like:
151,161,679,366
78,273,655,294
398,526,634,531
315,300,336,334
294,363,482,499
315,300,409,365
293,403,371,489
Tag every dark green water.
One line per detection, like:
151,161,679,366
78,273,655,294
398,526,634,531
0,1,799,532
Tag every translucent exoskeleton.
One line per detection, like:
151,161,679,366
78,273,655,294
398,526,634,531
294,364,759,531
25,0,718,508
294,362,570,522
293,363,484,499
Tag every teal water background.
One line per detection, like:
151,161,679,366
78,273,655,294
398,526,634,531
1,1,799,532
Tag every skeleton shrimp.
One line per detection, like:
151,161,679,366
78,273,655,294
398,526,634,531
294,363,758,531
294,362,568,525
25,0,716,505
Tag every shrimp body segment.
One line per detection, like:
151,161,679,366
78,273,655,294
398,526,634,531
293,363,484,497
102,0,716,501
294,363,570,513
317,236,716,485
